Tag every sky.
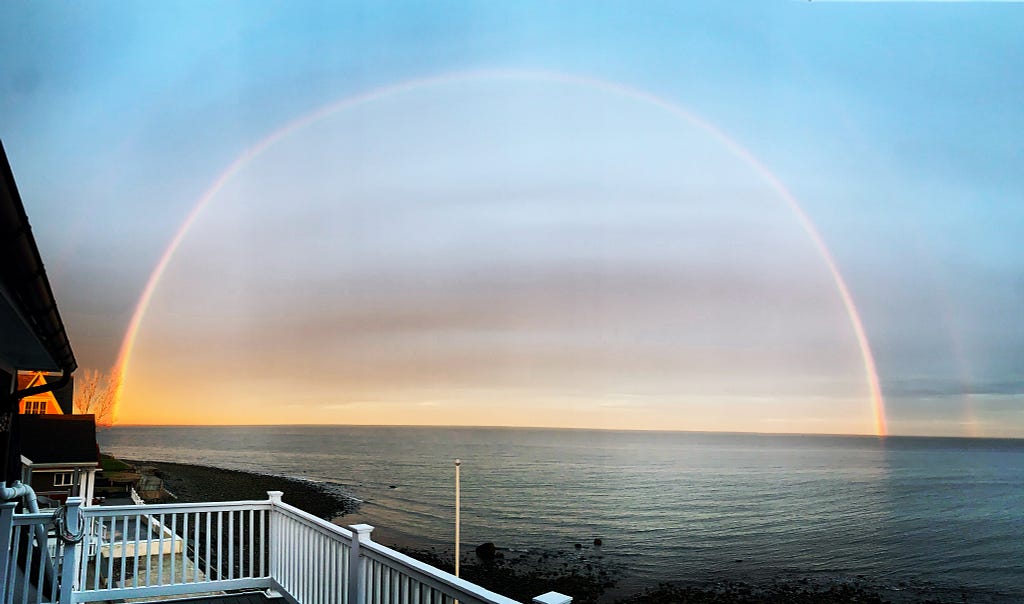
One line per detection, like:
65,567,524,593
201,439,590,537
1,1,1021,437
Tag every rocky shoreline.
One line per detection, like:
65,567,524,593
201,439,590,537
122,459,359,520
118,458,985,604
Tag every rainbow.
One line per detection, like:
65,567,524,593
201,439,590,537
111,69,887,436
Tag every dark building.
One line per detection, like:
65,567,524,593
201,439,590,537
0,140,78,485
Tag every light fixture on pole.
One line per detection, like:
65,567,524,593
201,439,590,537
454,458,461,579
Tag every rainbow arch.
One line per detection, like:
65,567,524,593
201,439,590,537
111,69,887,436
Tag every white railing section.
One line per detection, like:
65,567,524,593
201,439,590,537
76,499,272,602
1,505,66,604
358,532,520,604
2,492,566,604
270,496,352,604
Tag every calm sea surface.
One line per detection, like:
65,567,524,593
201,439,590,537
98,426,1024,602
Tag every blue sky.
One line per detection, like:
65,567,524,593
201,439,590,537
1,1,1021,435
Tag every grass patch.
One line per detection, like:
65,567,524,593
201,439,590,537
99,454,133,473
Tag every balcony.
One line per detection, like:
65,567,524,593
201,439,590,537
1,494,570,604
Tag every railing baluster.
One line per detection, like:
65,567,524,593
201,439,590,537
157,513,165,586
312,531,320,604
296,520,302,597
143,514,151,587
248,509,254,579
205,511,212,581
169,513,177,584
375,559,383,604
259,509,266,577
33,533,45,604
321,532,329,604
119,515,128,588
133,514,140,588
216,510,223,581
185,512,191,583
78,516,91,592
238,509,245,579
341,541,349,604
228,511,234,581
319,531,325,604
329,537,338,603
105,517,114,590
281,516,289,592
8,525,21,604
22,526,33,604
93,521,101,591
300,524,308,601
192,512,199,583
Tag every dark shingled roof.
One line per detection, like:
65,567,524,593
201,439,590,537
0,139,77,373
18,414,98,465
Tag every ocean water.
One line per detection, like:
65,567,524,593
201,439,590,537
98,426,1024,602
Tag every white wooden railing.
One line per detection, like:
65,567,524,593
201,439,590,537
2,493,569,604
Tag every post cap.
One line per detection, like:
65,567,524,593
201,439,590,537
454,459,461,466
533,592,572,604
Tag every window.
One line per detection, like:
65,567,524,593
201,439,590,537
54,472,74,487
24,400,47,414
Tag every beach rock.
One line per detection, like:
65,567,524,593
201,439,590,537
475,542,497,560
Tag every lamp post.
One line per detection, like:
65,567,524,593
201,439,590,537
454,458,461,579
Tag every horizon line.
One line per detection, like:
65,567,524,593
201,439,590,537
101,422,1022,440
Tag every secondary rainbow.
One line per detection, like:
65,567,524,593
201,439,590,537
110,69,888,436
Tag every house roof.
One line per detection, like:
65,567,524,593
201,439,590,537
18,414,98,465
0,140,77,374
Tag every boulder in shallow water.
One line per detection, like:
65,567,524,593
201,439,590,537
475,542,497,560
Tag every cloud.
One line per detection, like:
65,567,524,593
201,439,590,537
883,377,1024,399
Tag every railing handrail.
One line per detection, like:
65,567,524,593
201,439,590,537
271,498,355,540
82,499,272,516
11,512,54,524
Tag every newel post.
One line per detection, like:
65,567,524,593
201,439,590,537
347,524,374,604
267,491,283,580
59,497,83,604
533,592,572,604
0,502,15,589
